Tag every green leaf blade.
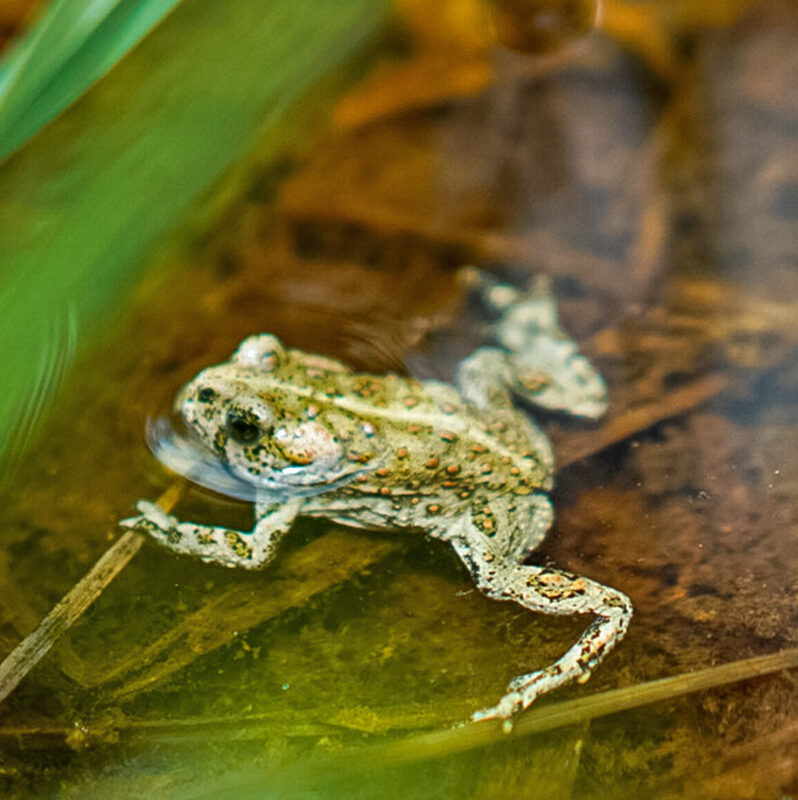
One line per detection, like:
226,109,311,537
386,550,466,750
0,0,183,161
0,0,388,480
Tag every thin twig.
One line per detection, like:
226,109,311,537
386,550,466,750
358,647,798,768
2,647,796,753
556,373,728,468
0,483,182,704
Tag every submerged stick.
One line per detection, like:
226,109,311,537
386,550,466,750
179,647,798,799
556,372,728,468
389,646,798,766
2,647,796,751
0,483,182,705
286,647,798,789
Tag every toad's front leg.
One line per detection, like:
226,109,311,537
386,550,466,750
449,535,632,722
120,497,303,569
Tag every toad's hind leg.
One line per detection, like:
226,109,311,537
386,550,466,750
449,526,632,722
461,267,608,419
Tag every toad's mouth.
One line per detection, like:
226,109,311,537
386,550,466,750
146,417,374,501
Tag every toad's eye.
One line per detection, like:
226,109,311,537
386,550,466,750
226,413,261,444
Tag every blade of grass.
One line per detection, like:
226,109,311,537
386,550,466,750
199,647,798,798
0,0,388,484
0,0,183,161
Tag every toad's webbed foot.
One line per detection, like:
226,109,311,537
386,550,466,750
449,535,632,723
460,267,608,419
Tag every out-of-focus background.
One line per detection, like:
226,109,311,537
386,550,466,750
0,1,796,798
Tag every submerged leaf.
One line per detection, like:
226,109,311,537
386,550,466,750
98,530,402,698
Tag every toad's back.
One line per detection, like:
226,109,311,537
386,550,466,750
272,353,555,495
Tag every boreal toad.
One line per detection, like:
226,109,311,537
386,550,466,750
123,269,632,722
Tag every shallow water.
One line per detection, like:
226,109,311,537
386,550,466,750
1,1,797,798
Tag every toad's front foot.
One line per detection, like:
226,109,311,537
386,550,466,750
120,500,180,544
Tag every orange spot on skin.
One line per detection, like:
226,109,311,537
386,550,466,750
425,457,439,469
446,464,460,475
396,448,409,459
286,453,314,465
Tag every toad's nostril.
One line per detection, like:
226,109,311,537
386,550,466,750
197,387,217,403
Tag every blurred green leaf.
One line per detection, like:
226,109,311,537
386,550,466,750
0,0,387,482
0,0,184,161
